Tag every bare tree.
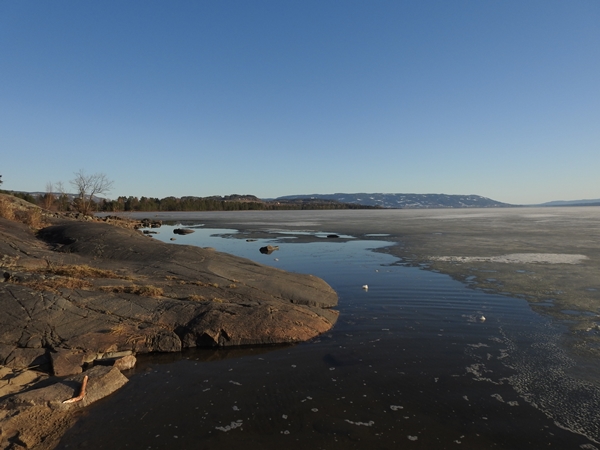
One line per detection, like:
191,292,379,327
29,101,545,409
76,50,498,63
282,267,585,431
43,181,55,210
70,170,114,215
55,181,69,211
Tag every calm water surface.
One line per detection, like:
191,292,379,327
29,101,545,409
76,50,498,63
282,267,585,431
58,225,600,449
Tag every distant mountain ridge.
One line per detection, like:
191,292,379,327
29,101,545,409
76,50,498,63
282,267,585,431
538,198,600,207
274,193,512,209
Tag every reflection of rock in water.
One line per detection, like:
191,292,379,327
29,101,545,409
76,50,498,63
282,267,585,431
499,325,600,443
260,245,279,255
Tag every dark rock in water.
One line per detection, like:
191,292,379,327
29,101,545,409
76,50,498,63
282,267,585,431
260,245,279,255
327,234,340,239
174,228,195,235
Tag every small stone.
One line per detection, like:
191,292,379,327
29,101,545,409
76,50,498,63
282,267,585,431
113,355,137,371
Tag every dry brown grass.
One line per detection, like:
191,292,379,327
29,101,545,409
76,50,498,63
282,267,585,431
108,323,148,346
13,276,93,293
16,209,44,229
7,264,131,293
44,264,123,279
0,198,16,220
100,284,164,298
187,294,207,302
108,323,131,335
0,195,48,229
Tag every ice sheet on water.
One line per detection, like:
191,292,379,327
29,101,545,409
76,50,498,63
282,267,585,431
216,420,243,432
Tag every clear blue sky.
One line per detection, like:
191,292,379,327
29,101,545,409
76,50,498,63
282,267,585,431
1,1,598,205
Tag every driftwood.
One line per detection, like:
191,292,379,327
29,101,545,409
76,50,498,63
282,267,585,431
62,375,88,404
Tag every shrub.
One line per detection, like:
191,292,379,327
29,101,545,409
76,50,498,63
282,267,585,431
0,198,15,220
18,208,44,229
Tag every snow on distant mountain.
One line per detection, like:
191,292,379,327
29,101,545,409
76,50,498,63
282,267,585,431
274,193,512,209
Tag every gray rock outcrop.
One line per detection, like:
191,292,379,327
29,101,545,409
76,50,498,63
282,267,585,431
1,219,338,370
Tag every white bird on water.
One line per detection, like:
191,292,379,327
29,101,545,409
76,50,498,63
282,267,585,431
362,285,369,290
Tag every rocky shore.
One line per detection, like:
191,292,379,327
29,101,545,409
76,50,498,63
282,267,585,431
0,197,338,449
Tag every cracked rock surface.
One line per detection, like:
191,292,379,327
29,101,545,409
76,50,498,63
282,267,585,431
1,219,338,371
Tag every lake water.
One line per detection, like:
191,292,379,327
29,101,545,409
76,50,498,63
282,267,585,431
58,224,600,449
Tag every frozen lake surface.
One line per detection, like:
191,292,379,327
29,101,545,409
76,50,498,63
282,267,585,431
59,215,600,449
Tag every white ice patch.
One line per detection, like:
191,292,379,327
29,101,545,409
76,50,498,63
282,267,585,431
345,419,375,427
216,420,243,432
491,393,504,402
431,253,588,265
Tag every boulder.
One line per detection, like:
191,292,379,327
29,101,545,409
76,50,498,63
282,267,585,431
113,355,136,371
173,228,194,235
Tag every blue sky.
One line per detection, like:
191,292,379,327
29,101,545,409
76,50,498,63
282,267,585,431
1,1,598,205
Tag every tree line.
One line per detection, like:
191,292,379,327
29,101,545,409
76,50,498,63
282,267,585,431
98,196,373,212
1,172,376,213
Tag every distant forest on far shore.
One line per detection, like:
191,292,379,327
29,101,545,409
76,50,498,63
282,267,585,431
100,195,376,211
3,191,376,213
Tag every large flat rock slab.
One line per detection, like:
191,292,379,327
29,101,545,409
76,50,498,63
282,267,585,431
0,219,338,374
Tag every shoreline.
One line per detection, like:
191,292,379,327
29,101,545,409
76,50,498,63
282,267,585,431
0,201,339,449
116,207,600,358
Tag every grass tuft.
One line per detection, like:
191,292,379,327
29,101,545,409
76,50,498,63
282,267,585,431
11,276,93,293
100,284,164,298
45,264,123,279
